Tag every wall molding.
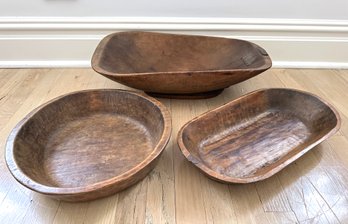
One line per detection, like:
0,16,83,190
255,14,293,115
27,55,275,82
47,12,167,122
2,61,348,69
1,17,348,68
1,17,348,29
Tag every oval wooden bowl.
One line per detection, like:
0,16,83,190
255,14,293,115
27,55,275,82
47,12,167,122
91,31,272,99
5,89,171,201
178,88,340,183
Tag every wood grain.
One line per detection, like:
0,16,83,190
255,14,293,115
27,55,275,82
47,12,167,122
92,31,272,98
178,88,340,183
0,68,348,223
5,89,171,201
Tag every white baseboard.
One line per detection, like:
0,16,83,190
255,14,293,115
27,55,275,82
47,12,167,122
1,17,348,69
0,60,91,68
273,61,348,69
2,61,348,69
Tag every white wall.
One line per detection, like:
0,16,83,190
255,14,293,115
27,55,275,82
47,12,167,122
1,0,348,68
1,0,348,19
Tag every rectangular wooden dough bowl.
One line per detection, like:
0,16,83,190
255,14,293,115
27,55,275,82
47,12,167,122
178,88,340,183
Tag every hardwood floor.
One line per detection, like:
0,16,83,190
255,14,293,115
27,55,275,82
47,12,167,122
0,68,347,223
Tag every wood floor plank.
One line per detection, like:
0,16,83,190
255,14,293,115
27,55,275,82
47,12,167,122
229,184,298,224
328,136,348,168
53,202,89,224
83,196,119,224
255,178,293,213
336,69,348,83
0,69,20,91
0,69,50,128
145,98,176,224
277,163,337,223
171,100,208,224
0,184,59,224
308,140,348,223
113,180,148,224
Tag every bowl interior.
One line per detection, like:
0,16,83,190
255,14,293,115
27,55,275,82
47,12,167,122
12,90,166,188
180,89,338,181
95,32,270,74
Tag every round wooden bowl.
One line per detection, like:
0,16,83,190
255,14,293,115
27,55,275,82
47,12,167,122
5,89,171,201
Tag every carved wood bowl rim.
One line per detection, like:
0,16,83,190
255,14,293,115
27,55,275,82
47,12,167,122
91,31,272,77
177,88,341,184
5,89,172,197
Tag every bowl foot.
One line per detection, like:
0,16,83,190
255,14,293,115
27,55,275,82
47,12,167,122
146,89,224,99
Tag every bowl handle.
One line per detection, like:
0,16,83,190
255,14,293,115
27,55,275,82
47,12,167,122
256,45,269,56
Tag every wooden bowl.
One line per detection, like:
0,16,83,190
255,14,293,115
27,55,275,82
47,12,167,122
178,88,340,183
91,31,272,99
5,89,171,201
